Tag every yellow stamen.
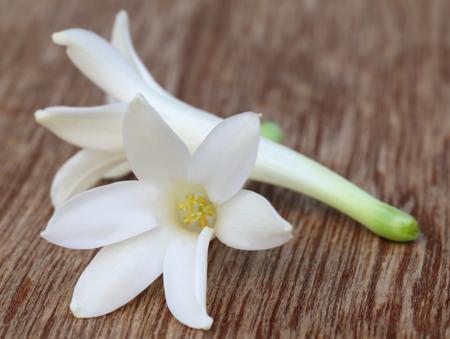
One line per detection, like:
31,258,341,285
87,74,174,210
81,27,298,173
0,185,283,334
177,192,216,229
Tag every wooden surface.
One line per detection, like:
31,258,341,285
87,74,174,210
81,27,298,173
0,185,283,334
1,0,449,337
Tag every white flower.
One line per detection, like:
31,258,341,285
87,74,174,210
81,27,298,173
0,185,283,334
41,95,293,330
35,10,419,242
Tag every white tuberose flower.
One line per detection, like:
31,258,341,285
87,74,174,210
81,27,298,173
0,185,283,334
36,11,419,242
41,95,293,330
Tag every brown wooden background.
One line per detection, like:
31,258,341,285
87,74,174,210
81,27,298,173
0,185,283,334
1,0,449,338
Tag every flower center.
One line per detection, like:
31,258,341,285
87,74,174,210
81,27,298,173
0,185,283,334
177,192,216,229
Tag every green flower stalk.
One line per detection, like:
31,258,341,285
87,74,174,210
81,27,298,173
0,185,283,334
35,11,420,242
252,141,419,242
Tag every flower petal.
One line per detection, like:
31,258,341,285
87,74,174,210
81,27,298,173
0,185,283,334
123,95,190,188
111,10,167,96
215,190,293,250
70,227,171,318
35,103,126,153
163,227,214,330
52,28,148,102
102,161,131,179
51,149,126,207
189,112,260,204
42,181,157,249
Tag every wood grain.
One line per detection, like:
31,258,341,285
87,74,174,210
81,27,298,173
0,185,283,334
1,0,449,337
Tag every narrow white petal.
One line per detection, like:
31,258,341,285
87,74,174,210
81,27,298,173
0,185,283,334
163,228,214,330
42,181,158,249
52,29,149,102
35,103,126,153
195,227,214,310
215,190,293,250
102,161,131,179
189,112,260,204
51,149,125,207
111,10,167,96
70,227,171,318
123,95,189,188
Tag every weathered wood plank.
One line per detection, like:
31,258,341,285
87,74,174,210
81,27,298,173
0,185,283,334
0,0,449,337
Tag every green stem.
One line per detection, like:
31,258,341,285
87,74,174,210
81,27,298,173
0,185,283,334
260,121,284,143
252,140,420,241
